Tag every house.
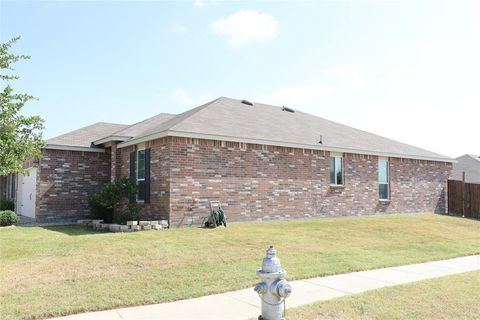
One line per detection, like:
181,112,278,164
1,97,454,225
451,154,480,183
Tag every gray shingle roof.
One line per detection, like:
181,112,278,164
451,154,480,183
93,113,176,143
47,122,129,149
46,97,453,162
120,97,452,162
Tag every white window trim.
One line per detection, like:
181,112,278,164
379,158,390,200
330,154,345,186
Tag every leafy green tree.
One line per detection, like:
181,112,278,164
0,36,44,175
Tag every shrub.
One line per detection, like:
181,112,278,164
0,210,19,226
90,198,114,223
0,200,14,211
92,177,139,224
114,203,140,225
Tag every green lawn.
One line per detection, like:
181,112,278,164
287,270,480,319
0,214,479,320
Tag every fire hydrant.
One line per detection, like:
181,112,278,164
254,246,292,320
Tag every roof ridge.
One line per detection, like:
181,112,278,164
109,112,176,137
130,97,223,139
115,96,452,162
95,121,129,126
168,97,224,131
46,122,128,141
466,154,480,161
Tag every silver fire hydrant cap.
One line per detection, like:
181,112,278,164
261,246,282,273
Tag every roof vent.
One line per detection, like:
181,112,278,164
241,99,253,106
319,135,323,144
282,106,295,113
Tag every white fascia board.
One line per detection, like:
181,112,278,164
44,144,106,153
93,135,131,145
117,130,455,163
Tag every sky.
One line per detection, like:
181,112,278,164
1,0,479,158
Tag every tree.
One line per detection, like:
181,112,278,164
0,37,44,176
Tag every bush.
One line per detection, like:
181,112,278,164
0,200,14,211
92,177,139,224
0,210,19,226
114,203,140,225
90,198,114,223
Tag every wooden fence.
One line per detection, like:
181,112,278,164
448,179,480,219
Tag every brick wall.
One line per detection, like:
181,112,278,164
31,138,452,224
119,138,170,221
161,138,451,226
112,137,452,226
388,157,450,213
36,149,111,222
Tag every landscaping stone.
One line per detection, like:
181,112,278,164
99,223,110,230
160,220,169,228
109,224,121,232
84,220,168,232
92,220,103,229
130,225,141,231
78,219,93,226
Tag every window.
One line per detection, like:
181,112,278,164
137,150,146,202
330,156,344,185
379,159,390,200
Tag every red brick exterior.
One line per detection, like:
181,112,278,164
27,137,451,224
116,137,451,226
118,139,171,221
36,149,111,222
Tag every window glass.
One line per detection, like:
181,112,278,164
137,150,145,180
136,150,146,201
137,180,146,201
330,158,335,184
378,159,389,199
330,156,344,185
379,184,389,200
379,160,388,184
335,157,343,185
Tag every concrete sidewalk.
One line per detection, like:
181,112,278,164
52,255,480,320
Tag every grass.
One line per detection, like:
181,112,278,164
287,270,480,319
0,214,478,320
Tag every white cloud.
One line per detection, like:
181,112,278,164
211,10,278,47
258,84,335,108
170,24,187,35
172,89,213,107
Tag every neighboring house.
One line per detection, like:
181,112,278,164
451,154,480,183
0,97,454,225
